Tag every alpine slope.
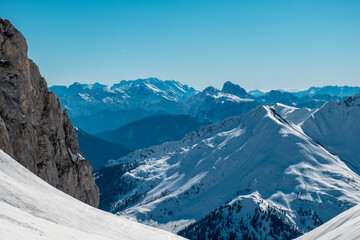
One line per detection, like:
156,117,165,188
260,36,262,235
0,149,183,240
96,95,360,239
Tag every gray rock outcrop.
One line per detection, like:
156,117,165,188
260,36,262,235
0,18,99,207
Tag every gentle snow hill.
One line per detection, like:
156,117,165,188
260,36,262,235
96,105,360,239
297,204,360,240
0,149,183,240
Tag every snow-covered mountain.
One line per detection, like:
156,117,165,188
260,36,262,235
273,103,314,125
184,84,257,123
50,80,358,134
49,78,197,118
110,78,196,100
301,94,360,175
0,148,183,240
95,104,360,239
292,86,360,98
297,204,360,240
276,94,360,174
249,89,266,97
249,86,360,99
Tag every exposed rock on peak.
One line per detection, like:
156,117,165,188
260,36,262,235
221,81,249,98
344,93,360,107
0,18,99,207
203,86,219,94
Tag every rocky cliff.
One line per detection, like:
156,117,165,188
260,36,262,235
0,18,99,207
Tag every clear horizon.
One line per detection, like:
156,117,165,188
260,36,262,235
1,0,359,91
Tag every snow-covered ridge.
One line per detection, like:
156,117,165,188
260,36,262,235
97,103,360,238
0,149,183,240
179,192,302,239
273,103,314,125
300,93,360,174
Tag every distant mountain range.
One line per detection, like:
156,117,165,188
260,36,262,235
249,86,360,98
49,78,196,118
49,79,360,134
95,94,360,239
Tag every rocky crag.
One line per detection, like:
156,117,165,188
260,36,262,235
0,18,99,207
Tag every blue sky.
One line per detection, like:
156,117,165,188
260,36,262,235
1,0,359,91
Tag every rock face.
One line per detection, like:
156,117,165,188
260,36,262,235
221,81,249,98
0,18,99,207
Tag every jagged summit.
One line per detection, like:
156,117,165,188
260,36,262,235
49,77,197,122
344,93,360,107
221,81,249,98
110,77,197,95
0,18,99,207
202,85,219,94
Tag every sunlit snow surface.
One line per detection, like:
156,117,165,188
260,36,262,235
100,104,360,236
0,150,183,240
297,204,360,240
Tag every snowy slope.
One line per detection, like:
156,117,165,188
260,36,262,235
301,94,360,174
179,192,302,239
96,105,360,238
273,103,314,125
297,204,360,240
0,149,183,240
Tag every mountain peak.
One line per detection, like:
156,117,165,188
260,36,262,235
203,86,219,94
344,93,360,107
221,81,248,98
0,18,28,71
0,18,99,207
92,82,108,89
98,99,360,236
